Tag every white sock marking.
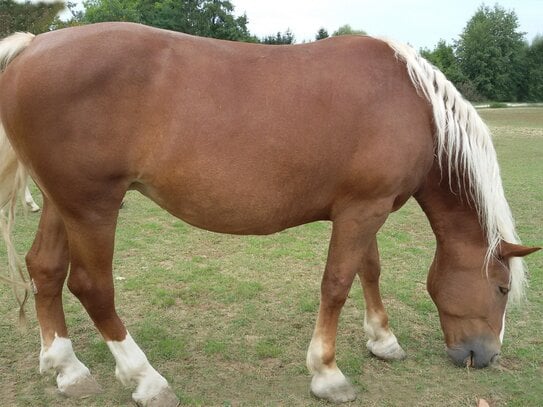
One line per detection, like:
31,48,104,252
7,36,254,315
364,311,405,359
306,334,355,402
40,333,93,393
24,186,40,211
107,332,170,404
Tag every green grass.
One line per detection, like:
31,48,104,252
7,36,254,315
0,108,541,406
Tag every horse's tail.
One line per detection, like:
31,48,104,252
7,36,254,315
0,32,36,325
380,38,526,303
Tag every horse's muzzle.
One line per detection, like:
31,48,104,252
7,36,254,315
446,337,500,368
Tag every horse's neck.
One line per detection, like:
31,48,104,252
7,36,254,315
414,167,486,259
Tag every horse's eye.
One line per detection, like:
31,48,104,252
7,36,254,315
499,286,510,295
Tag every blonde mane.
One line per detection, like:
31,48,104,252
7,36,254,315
381,38,526,303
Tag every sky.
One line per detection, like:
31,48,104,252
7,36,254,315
231,0,542,49
46,0,542,50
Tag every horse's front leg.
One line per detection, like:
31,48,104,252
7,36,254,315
306,207,389,403
358,238,406,360
63,206,178,407
26,198,101,397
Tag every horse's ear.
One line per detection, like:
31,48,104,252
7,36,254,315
500,241,541,258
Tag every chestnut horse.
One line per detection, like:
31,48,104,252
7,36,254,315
0,23,539,405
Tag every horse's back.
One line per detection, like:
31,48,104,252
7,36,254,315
0,23,433,233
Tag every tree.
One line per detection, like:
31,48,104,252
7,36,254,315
456,4,526,101
521,36,543,101
315,27,328,41
262,29,294,45
332,24,366,37
50,1,85,29
194,0,253,41
421,40,464,83
0,0,65,36
421,39,483,101
83,0,141,23
83,0,255,41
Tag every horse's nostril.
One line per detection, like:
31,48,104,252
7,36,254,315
448,338,500,369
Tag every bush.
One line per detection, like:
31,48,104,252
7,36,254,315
489,102,508,108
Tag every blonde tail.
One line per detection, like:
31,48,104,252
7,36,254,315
0,125,30,325
0,32,36,325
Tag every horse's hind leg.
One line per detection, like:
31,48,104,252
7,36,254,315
306,205,390,403
358,238,406,360
63,205,179,407
24,184,40,212
26,198,101,397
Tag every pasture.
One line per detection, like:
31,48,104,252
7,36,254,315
0,107,541,406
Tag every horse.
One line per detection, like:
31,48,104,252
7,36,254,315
24,183,40,212
0,23,539,406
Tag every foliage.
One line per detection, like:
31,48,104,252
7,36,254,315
332,24,366,36
83,0,141,23
261,29,294,45
421,39,483,101
521,36,543,101
456,4,526,101
0,0,65,37
315,27,328,41
50,1,84,29
421,5,541,102
83,0,255,41
488,102,508,108
421,40,464,85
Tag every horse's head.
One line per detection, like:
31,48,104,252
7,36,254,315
427,241,539,368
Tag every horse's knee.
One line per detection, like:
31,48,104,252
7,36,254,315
67,267,114,313
66,267,95,299
321,270,355,307
26,250,68,293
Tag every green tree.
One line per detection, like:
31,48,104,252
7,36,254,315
421,40,465,84
456,4,526,101
0,0,65,36
50,1,85,29
83,0,140,23
422,40,483,101
521,36,543,101
83,0,254,41
195,0,252,41
332,24,366,36
315,27,328,40
419,39,483,98
262,29,294,45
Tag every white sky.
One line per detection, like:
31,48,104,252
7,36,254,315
49,0,542,49
231,0,542,49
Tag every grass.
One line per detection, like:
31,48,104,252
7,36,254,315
0,108,541,406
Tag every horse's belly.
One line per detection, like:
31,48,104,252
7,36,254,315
132,177,331,235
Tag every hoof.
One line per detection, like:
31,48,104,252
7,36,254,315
59,373,102,398
310,371,356,403
135,387,179,407
367,336,406,361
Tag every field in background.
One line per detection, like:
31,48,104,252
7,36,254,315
0,107,541,406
